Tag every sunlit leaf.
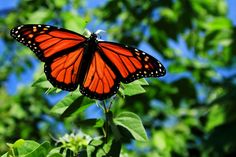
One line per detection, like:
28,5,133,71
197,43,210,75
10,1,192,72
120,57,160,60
50,91,95,117
120,79,148,96
87,139,104,157
207,18,231,30
61,12,87,34
26,9,52,24
32,74,57,93
122,83,146,96
114,111,148,141
54,0,67,8
4,139,50,157
47,147,63,157
206,105,225,131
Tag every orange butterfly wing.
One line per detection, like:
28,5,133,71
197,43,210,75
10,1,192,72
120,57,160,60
44,47,84,91
98,42,166,83
10,24,86,61
11,24,87,90
80,51,119,99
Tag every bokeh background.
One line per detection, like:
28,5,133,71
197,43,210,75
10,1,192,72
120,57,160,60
1,0,236,156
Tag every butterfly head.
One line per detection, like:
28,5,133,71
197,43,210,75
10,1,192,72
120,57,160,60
90,33,98,40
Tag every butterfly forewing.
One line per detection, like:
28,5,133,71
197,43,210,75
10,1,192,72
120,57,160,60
10,24,86,61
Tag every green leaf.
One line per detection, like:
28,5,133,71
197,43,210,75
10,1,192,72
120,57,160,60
89,139,103,146
47,153,63,157
54,0,67,8
47,147,64,157
206,105,225,131
26,9,52,24
5,139,50,157
160,8,177,21
61,12,87,34
203,17,231,31
132,78,149,85
113,111,148,142
87,139,104,157
87,139,115,157
25,141,51,157
12,139,40,155
122,83,146,96
13,139,25,147
50,91,95,118
1,153,7,157
120,79,148,96
32,74,58,93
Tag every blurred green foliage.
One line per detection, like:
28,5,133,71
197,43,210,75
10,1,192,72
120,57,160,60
1,0,236,156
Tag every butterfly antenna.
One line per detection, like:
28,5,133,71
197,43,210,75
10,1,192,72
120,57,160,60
95,29,106,35
95,30,106,39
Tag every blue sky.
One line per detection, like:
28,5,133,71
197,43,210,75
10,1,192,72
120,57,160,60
0,0,18,10
227,0,236,25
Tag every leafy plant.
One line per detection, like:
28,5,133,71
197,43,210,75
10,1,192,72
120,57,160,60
1,0,236,156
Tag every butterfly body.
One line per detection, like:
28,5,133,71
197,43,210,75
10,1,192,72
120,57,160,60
76,33,98,84
10,24,166,100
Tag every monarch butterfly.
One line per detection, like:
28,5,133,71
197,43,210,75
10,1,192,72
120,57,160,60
10,24,166,100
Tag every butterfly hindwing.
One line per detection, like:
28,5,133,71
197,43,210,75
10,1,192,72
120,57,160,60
44,47,85,91
80,51,120,100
